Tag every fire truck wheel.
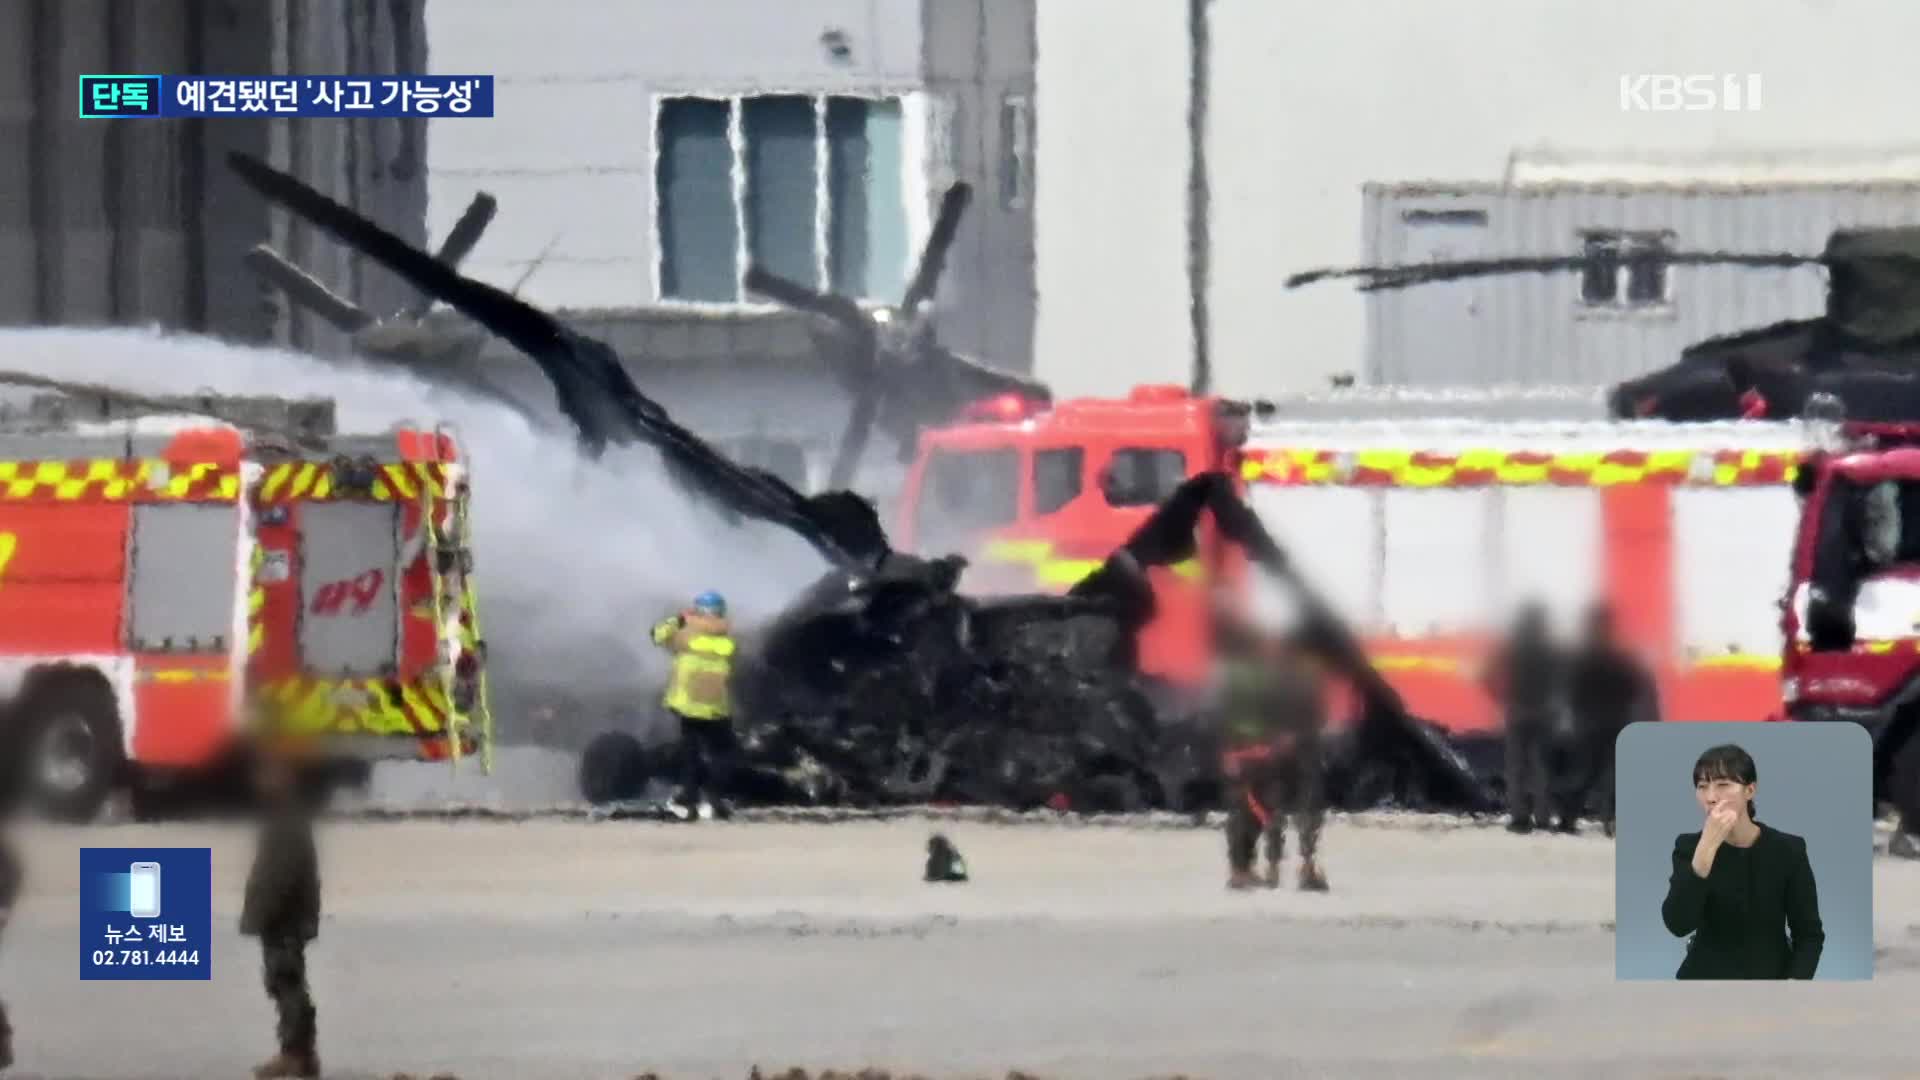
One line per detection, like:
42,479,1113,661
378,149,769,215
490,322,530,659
579,730,650,804
22,676,123,823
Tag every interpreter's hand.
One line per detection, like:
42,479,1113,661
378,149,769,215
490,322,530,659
1703,800,1741,846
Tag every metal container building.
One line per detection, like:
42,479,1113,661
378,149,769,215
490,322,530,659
1363,181,1920,387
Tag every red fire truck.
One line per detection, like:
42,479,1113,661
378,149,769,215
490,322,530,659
0,393,491,821
894,385,1814,752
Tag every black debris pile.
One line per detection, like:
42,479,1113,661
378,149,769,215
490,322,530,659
578,556,1224,815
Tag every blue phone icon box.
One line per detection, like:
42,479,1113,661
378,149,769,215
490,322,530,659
80,847,211,981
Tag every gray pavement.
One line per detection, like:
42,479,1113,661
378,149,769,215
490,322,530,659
4,817,1919,1079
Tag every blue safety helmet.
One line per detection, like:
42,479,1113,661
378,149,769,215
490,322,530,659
692,591,726,617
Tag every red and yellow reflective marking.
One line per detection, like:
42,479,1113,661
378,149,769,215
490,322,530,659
257,676,454,737
981,538,1203,589
0,459,241,501
255,461,447,503
138,668,233,683
246,544,267,655
1239,447,1800,488
1368,650,1786,673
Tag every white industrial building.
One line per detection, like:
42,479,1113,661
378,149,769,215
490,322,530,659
1037,0,1920,397
415,0,1920,493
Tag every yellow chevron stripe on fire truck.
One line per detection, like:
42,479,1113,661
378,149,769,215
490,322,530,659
1238,448,1799,488
246,544,267,655
0,459,240,501
258,676,451,737
256,461,449,502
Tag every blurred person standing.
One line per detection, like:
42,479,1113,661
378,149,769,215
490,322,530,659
1560,602,1659,835
1482,601,1567,835
240,748,322,1079
1216,612,1331,891
0,824,17,1071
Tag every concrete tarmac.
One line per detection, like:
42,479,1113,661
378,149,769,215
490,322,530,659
4,816,1920,1080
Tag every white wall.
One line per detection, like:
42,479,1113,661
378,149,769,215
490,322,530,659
1039,0,1920,397
1033,0,1192,397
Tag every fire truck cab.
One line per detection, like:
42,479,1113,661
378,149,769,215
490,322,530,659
1782,421,1920,810
0,392,491,821
896,385,1251,688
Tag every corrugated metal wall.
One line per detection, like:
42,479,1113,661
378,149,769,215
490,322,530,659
921,0,1035,373
3,0,425,352
269,0,429,357
1364,183,1920,387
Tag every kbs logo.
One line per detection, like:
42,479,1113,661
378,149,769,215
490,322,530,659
310,569,385,617
1619,74,1762,112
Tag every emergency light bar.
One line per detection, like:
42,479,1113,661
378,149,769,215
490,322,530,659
960,393,1044,423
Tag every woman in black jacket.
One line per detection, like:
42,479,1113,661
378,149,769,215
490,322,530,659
1661,744,1824,979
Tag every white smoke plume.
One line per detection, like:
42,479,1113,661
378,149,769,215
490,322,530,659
0,325,831,746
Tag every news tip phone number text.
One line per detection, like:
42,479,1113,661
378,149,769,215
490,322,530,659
89,949,201,966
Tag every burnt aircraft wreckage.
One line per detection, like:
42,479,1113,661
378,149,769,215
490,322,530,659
741,182,1052,490
245,185,553,424
1289,225,1920,422
227,151,1493,815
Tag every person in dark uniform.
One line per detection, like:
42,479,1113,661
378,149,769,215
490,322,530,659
0,827,18,1072
1482,602,1566,834
1217,613,1331,892
1661,743,1823,979
1559,602,1659,835
240,750,323,1079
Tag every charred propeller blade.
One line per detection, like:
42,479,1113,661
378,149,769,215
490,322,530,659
401,190,498,319
1284,250,1838,292
748,181,1048,490
226,150,891,572
244,245,376,333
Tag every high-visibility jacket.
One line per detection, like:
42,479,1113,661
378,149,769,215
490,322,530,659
652,614,735,721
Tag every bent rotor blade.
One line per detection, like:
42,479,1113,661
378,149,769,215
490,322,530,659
403,191,499,319
744,265,872,331
901,182,972,314
435,191,498,268
226,150,889,572
243,245,376,332
1284,250,1831,292
827,386,882,492
230,151,635,423
747,264,882,400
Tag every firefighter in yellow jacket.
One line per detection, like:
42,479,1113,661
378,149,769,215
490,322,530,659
652,591,738,821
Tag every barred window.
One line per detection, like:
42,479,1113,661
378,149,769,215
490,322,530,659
655,93,910,303
1579,230,1673,308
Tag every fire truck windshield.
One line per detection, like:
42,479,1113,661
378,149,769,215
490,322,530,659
1806,476,1920,650
916,447,1021,551
1101,448,1188,507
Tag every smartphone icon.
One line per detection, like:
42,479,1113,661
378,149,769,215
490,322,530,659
128,862,161,919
